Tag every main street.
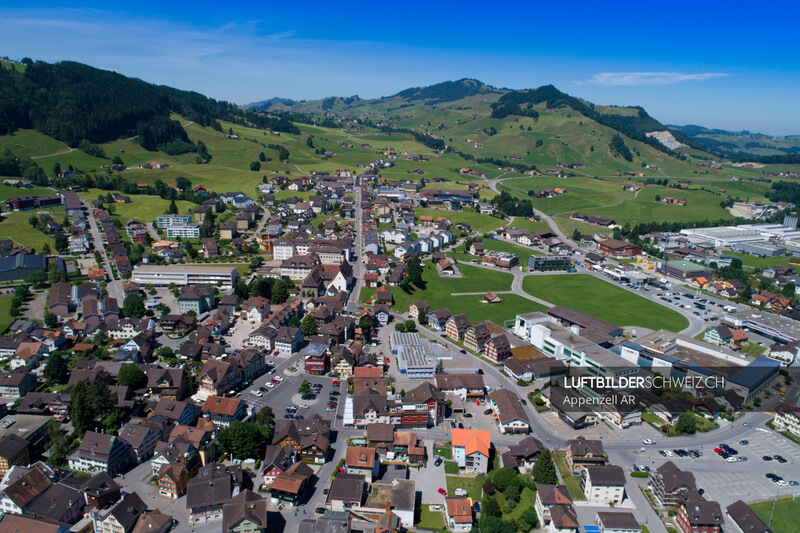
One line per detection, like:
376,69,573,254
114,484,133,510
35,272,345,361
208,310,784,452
82,198,115,280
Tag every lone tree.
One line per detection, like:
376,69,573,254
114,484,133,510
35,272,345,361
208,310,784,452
299,380,313,399
531,448,558,485
118,364,147,389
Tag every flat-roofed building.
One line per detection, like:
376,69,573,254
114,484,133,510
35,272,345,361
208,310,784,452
132,264,238,289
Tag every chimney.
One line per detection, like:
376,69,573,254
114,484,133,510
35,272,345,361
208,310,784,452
385,500,391,513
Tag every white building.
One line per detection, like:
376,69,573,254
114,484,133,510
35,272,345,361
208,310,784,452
132,264,238,289
166,224,201,239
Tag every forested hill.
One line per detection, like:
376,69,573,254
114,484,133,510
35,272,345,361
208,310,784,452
0,59,299,152
490,84,702,155
389,78,502,103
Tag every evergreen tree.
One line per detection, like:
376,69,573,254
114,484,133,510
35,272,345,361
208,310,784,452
70,382,94,434
167,199,178,214
531,449,558,484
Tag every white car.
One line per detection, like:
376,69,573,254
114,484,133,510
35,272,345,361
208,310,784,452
275,376,284,382
643,439,656,445
777,480,790,487
265,382,275,388
664,450,674,457
725,456,738,463
249,390,263,397
299,404,310,409
267,360,275,366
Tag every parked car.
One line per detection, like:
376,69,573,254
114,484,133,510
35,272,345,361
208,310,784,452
762,456,773,461
438,488,447,496
775,455,788,463
643,439,656,445
434,458,442,467
483,409,493,415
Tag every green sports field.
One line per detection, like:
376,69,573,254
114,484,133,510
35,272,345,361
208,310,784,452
522,273,688,332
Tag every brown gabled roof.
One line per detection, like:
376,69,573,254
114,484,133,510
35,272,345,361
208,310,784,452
536,484,572,506
345,446,376,469
222,490,267,531
446,497,472,523
202,395,244,417
3,467,52,507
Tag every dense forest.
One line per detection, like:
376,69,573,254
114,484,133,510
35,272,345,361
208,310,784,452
0,59,299,152
391,78,499,104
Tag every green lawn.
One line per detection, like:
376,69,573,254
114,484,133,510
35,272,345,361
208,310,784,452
728,251,797,269
0,295,14,334
554,452,586,501
522,274,688,332
0,185,55,201
444,461,459,474
416,507,445,530
446,474,487,501
375,263,546,325
435,444,452,459
415,207,507,233
0,210,61,251
750,497,800,533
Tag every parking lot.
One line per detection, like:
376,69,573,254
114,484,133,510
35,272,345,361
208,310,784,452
630,428,800,509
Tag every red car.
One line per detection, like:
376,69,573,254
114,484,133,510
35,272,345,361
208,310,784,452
438,488,447,496
271,379,280,384
332,379,341,385
714,447,723,453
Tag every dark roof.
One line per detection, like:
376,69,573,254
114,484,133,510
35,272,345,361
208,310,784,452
536,484,572,505
366,423,394,443
327,473,365,503
435,373,485,391
568,438,604,459
109,492,147,531
682,500,724,526
0,434,29,459
728,356,781,390
80,471,121,499
489,388,530,425
726,500,772,533
586,465,626,486
222,490,267,531
596,511,640,530
26,483,83,522
186,464,234,509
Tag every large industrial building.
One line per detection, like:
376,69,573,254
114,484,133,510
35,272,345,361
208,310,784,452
131,264,239,288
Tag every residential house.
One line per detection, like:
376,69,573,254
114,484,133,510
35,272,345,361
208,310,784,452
428,309,451,331
446,497,473,532
118,422,161,463
68,432,130,475
198,360,242,396
565,439,606,472
583,466,626,503
675,500,723,533
489,389,530,434
344,446,379,483
157,464,189,499
202,396,248,428
327,473,365,511
222,490,268,533
451,429,490,474
463,323,490,352
484,334,511,362
92,492,148,533
187,463,243,525
535,484,573,528
648,461,697,506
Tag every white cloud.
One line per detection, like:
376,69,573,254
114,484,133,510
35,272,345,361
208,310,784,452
589,72,730,86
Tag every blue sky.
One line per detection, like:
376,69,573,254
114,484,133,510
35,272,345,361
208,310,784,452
1,1,799,135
